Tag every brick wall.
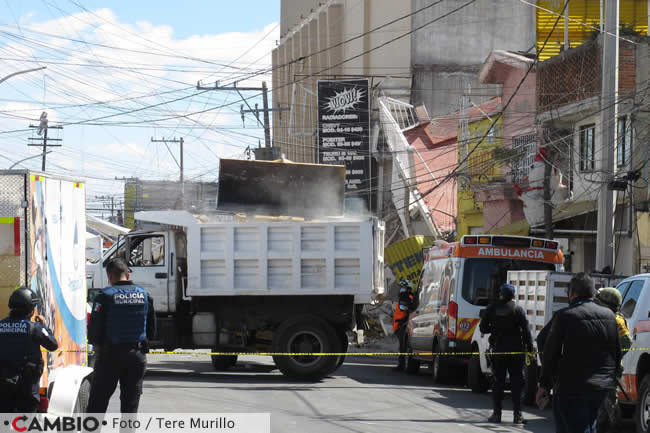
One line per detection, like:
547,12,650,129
537,38,637,113
619,41,637,96
537,39,601,113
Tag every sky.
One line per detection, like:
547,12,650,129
0,0,280,217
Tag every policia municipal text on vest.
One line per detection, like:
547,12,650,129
0,287,58,413
87,258,157,414
479,283,533,425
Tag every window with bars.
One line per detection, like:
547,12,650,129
512,134,537,183
579,124,595,171
617,117,630,168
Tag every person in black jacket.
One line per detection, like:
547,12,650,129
0,287,58,412
538,272,621,433
87,258,156,414
479,283,533,425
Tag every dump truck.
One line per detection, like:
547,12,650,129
0,170,92,414
87,159,385,379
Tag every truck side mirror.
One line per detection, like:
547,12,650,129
479,308,487,319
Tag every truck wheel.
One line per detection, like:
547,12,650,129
211,353,238,370
521,360,538,406
335,330,348,370
405,337,420,375
272,316,338,380
73,377,91,414
432,343,450,384
468,354,488,393
636,375,650,433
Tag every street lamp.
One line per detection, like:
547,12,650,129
0,66,47,86
9,151,52,169
0,66,49,170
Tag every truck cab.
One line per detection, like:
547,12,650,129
87,228,189,350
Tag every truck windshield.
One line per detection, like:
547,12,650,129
462,258,556,306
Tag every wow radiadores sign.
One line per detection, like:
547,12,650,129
317,79,370,208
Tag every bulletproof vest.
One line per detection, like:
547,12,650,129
490,301,520,338
0,318,35,369
103,285,148,345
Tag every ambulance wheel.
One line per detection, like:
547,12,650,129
522,361,538,406
272,315,338,380
468,354,488,393
73,377,91,414
405,337,420,375
635,375,650,433
211,352,238,370
432,342,450,384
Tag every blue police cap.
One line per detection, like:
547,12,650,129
499,283,516,298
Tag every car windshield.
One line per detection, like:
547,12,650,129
462,258,556,306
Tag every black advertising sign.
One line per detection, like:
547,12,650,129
317,79,370,210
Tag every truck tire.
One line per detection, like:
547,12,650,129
73,377,91,414
335,330,348,370
636,375,650,433
325,329,348,375
468,354,488,393
432,342,450,384
211,352,238,370
405,336,420,375
272,316,338,380
521,361,538,406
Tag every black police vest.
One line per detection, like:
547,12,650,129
102,285,148,345
0,318,35,368
490,301,520,338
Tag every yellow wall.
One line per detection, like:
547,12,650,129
457,118,503,238
537,0,648,60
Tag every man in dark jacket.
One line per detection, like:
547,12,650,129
479,283,533,425
538,272,621,433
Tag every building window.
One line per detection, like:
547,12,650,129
617,117,630,168
579,124,595,171
512,134,537,183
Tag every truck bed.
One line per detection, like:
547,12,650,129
508,270,626,341
135,211,384,303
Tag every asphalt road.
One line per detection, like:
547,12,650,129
103,354,635,433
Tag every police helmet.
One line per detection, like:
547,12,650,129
9,287,36,311
596,287,622,309
499,283,516,299
399,279,415,293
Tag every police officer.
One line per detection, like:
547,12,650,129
595,287,632,354
392,279,416,372
595,287,632,431
0,287,58,413
479,283,532,425
87,258,156,413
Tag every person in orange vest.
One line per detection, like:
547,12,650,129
393,279,416,372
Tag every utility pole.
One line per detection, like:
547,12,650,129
151,137,184,209
28,112,62,171
262,81,271,149
596,0,619,272
198,80,274,148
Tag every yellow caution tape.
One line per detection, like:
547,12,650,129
41,347,640,357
